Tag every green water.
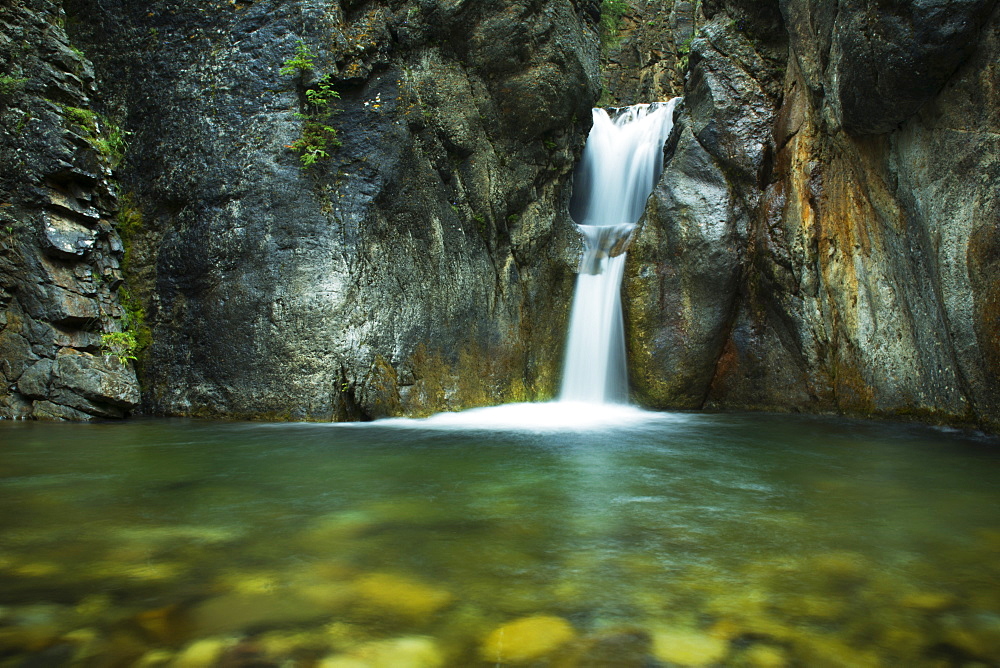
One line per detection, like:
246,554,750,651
0,411,998,667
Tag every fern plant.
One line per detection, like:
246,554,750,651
279,41,315,76
281,42,341,169
101,331,138,365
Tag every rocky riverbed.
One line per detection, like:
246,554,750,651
0,415,998,666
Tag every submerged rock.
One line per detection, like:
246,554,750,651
792,634,883,668
352,573,454,624
650,627,730,666
899,591,959,612
479,614,577,664
170,637,234,668
134,649,175,668
188,591,332,637
318,636,444,668
940,611,1000,661
733,643,790,668
560,628,653,667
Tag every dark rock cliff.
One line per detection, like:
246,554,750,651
3,0,996,431
40,0,602,420
0,0,139,420
626,0,1000,432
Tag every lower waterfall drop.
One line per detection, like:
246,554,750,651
559,100,680,404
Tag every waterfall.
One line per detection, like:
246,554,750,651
559,100,680,404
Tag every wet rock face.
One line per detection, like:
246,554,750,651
780,0,999,134
60,0,600,419
627,0,1000,432
624,14,777,409
624,112,742,408
600,0,700,105
0,0,140,420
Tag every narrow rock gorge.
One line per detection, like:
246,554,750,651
1,0,997,432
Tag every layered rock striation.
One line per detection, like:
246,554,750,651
0,0,139,420
626,0,1000,432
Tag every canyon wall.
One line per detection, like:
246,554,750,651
1,0,602,420
0,0,139,420
2,0,997,432
599,0,697,104
626,0,1000,432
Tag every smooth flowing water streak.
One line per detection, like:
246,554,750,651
559,226,633,403
561,100,680,404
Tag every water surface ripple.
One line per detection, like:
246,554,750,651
0,413,997,666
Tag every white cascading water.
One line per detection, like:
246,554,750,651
559,99,680,404
363,100,681,431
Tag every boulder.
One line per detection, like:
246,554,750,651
352,573,454,624
479,615,576,663
17,354,139,419
650,628,730,667
319,636,444,668
624,113,742,408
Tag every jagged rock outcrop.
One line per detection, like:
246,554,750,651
624,10,779,408
782,0,996,134
0,0,140,420
57,0,601,420
626,0,1000,432
600,0,697,105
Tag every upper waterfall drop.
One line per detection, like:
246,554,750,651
559,100,680,405
569,100,680,229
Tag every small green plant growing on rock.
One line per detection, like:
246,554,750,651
0,74,28,99
63,104,98,130
281,42,341,169
0,206,26,247
94,124,129,166
101,331,138,365
675,31,700,75
61,105,129,166
473,212,487,233
288,120,340,167
108,196,152,367
116,194,143,241
600,0,630,51
118,286,152,356
280,40,315,76
2,221,25,246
